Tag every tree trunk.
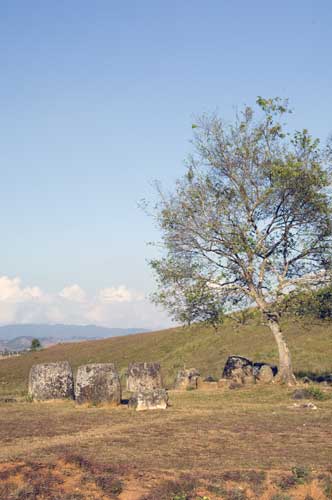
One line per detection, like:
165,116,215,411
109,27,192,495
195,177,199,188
265,312,296,385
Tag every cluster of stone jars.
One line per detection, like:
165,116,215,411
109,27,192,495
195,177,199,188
28,361,168,410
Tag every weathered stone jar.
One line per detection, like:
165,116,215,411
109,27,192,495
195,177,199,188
128,388,169,411
75,363,121,405
28,361,74,401
174,368,200,390
126,362,163,392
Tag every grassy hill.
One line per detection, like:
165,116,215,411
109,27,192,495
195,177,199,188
0,316,332,396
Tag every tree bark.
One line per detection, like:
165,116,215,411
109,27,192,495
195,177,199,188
265,312,296,385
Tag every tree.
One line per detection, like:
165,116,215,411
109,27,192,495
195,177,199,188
30,338,42,351
150,97,332,385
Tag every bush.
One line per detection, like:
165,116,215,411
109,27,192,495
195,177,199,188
283,286,332,320
305,386,328,401
291,466,311,483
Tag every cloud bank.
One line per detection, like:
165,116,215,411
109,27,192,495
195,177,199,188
0,276,171,330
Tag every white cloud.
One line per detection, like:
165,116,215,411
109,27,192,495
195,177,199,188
59,284,86,303
0,276,43,303
98,286,144,303
0,276,172,330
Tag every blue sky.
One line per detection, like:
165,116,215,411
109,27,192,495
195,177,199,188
0,1,331,328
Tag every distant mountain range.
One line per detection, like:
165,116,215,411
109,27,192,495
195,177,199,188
0,324,150,351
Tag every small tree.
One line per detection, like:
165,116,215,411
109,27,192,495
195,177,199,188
150,97,332,385
30,338,41,351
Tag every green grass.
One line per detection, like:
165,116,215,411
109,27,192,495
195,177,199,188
0,316,331,396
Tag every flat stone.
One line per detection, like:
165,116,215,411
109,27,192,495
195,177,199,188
292,389,313,400
28,361,74,401
217,378,230,388
291,402,318,410
75,363,121,405
197,379,218,390
127,362,163,392
128,389,168,411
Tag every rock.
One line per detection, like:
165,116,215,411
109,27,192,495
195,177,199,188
217,378,229,389
229,381,243,390
222,356,255,385
291,402,318,410
0,397,17,403
253,362,278,377
128,389,168,411
292,389,313,400
28,361,74,401
197,379,218,390
75,363,121,405
302,402,318,410
174,368,200,390
127,362,163,392
255,365,274,384
316,374,332,384
204,375,218,382
223,355,252,374
302,376,312,384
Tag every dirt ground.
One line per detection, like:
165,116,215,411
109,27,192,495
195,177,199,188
1,386,332,499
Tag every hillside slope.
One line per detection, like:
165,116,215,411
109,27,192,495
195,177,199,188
0,317,331,396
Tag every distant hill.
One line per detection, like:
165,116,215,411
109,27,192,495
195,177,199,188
0,317,331,396
0,335,79,352
0,336,36,352
0,324,150,351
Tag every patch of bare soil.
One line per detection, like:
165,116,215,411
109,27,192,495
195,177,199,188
0,460,331,500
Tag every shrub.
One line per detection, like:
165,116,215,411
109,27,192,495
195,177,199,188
271,495,293,500
291,466,311,484
305,386,328,401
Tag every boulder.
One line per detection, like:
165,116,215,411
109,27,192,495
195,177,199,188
292,389,313,400
75,363,121,405
222,356,255,385
128,389,168,411
222,355,252,377
28,361,74,401
127,362,163,392
253,362,278,378
255,364,274,384
316,374,332,384
174,368,200,390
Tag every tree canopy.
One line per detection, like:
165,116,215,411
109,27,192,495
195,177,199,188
150,97,332,384
30,338,42,351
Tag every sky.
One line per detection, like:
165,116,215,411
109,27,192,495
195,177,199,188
0,1,331,329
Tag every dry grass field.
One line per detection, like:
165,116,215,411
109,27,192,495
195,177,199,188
1,387,332,499
1,318,332,499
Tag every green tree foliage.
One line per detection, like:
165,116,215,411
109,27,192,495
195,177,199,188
30,338,42,351
149,97,332,384
283,285,332,320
